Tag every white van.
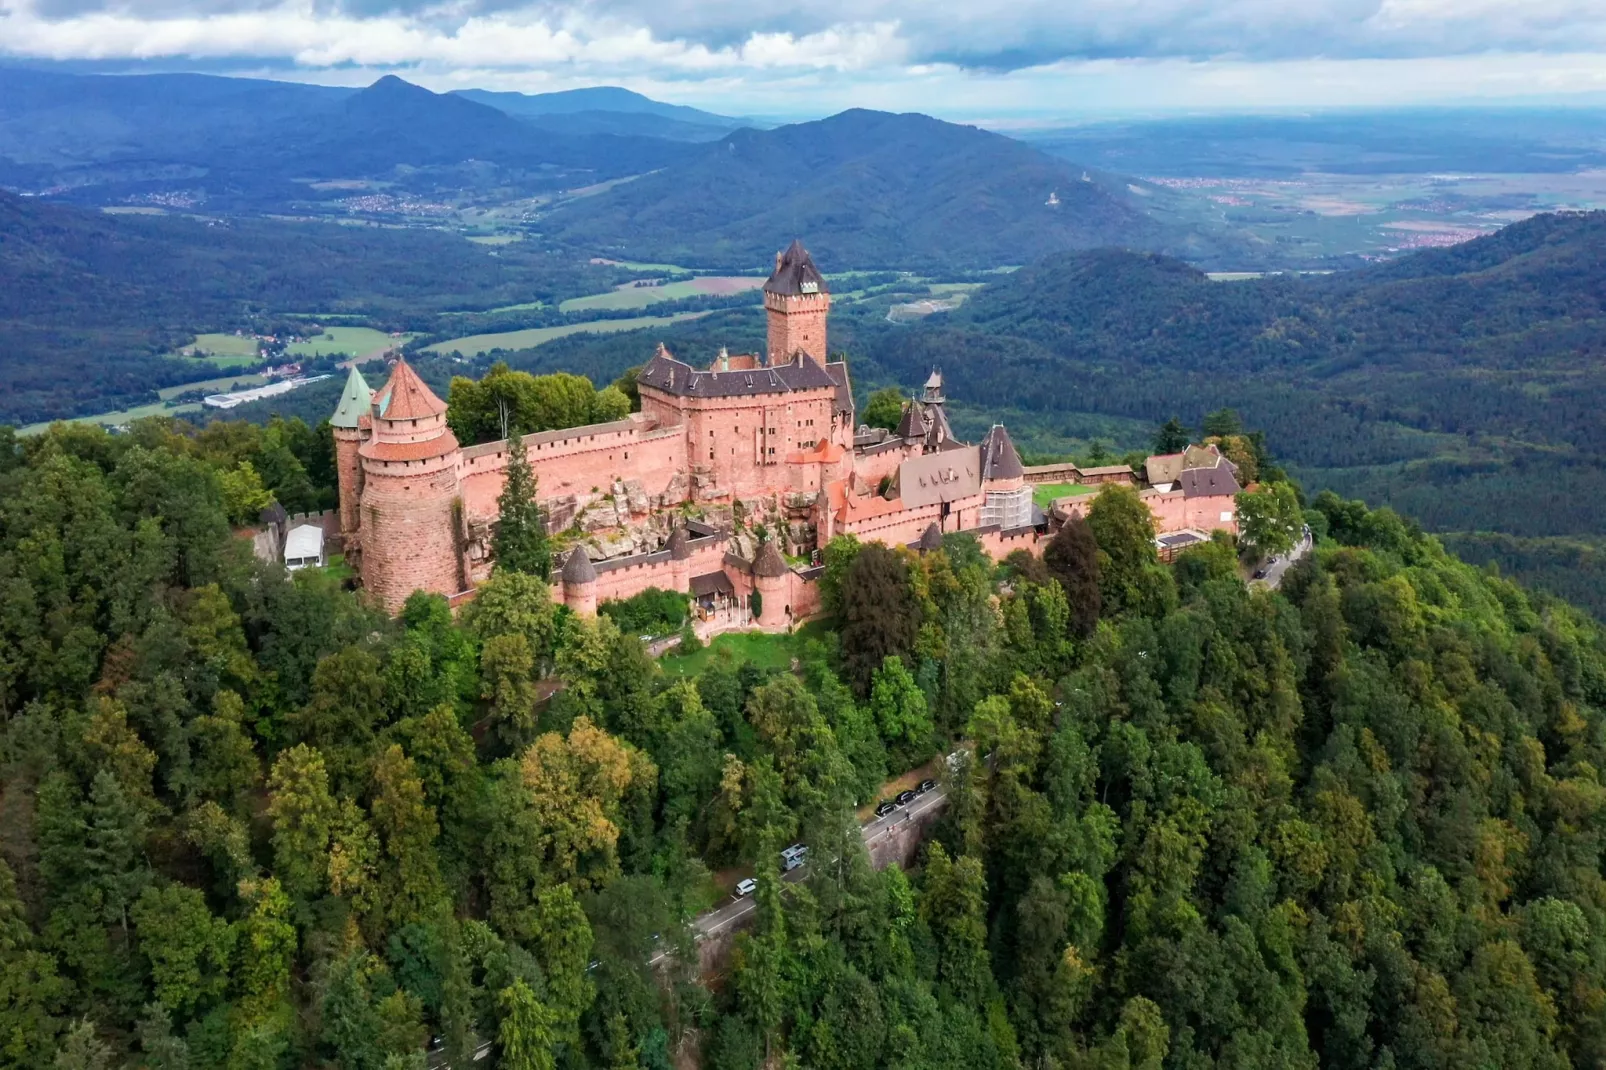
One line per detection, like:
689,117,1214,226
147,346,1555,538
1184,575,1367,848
780,844,809,872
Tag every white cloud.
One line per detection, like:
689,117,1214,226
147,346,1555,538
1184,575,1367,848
2,0,1606,114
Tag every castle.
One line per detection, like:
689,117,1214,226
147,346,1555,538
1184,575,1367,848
331,240,1051,619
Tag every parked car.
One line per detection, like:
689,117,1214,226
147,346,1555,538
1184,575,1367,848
874,800,897,818
780,844,809,871
917,779,937,794
896,789,917,806
735,877,758,898
1253,567,1268,579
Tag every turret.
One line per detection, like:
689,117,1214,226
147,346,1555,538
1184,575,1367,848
356,359,463,611
329,365,373,543
752,540,790,628
561,548,598,617
763,239,831,367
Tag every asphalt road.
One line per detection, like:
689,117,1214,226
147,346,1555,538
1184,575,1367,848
656,782,951,957
1253,531,1313,591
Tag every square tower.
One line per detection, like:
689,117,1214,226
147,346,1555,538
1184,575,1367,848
764,239,831,367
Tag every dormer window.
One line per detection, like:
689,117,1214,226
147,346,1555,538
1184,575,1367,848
800,281,819,294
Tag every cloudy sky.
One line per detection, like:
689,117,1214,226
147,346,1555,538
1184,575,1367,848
3,0,1606,119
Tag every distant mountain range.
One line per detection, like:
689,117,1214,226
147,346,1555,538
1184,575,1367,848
538,108,1256,269
453,86,751,141
0,67,699,206
0,67,1263,269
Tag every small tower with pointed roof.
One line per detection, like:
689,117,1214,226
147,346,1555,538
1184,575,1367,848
354,358,464,611
763,239,831,367
560,548,598,618
752,538,790,628
330,365,373,546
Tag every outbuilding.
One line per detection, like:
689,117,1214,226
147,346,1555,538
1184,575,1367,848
284,524,326,571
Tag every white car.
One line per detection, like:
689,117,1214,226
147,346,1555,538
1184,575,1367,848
735,877,758,897
780,844,809,871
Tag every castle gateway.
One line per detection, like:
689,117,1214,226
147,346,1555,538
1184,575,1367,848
333,241,1047,619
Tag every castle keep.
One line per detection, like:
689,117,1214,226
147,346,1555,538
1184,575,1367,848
333,240,1054,617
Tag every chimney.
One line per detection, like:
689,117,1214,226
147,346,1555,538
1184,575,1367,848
775,249,784,272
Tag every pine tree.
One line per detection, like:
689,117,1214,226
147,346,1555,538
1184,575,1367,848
492,434,551,580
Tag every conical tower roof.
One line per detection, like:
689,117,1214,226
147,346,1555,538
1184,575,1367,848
561,548,597,584
980,424,1025,481
763,239,829,297
917,522,944,552
753,539,789,578
330,365,374,429
378,358,447,421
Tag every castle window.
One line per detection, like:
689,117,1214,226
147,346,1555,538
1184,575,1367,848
709,449,714,460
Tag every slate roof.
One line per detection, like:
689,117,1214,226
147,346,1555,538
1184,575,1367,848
916,523,944,551
763,239,829,297
753,540,790,578
667,527,691,560
561,549,597,584
377,359,447,421
636,348,841,399
825,360,853,416
1179,464,1242,498
690,571,735,597
898,448,983,508
979,425,1025,482
330,365,374,429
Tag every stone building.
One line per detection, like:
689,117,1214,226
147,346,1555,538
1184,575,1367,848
334,239,1052,616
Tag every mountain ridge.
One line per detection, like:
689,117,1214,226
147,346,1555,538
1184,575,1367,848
540,107,1245,269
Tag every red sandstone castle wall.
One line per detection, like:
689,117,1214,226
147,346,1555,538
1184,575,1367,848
765,291,830,366
360,465,463,609
591,541,729,606
1058,489,1239,538
672,388,837,498
457,421,689,522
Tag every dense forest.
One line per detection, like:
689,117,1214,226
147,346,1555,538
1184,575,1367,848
0,412,1603,1070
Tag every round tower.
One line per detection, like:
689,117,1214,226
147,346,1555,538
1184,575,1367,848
329,365,374,544
561,548,598,618
752,539,790,629
357,359,463,612
667,526,692,592
763,239,831,367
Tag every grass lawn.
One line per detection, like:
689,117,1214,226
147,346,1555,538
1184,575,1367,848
559,276,764,313
287,327,409,358
467,233,523,245
1032,482,1098,509
661,619,835,677
423,312,711,357
487,300,546,313
319,553,356,583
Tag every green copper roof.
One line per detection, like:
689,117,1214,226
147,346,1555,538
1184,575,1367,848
330,366,374,428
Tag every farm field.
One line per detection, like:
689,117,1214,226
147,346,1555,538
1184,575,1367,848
21,373,267,435
559,276,764,312
423,311,711,356
181,332,261,367
287,327,410,358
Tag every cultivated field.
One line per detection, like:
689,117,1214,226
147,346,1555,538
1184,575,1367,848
288,327,410,358
559,276,764,313
423,311,712,357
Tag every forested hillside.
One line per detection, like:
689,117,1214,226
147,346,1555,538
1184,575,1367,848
538,109,1246,270
0,415,1603,1069
0,192,626,425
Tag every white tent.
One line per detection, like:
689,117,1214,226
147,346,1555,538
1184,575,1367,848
284,524,326,571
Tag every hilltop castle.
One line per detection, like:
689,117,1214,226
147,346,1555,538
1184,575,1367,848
332,240,1048,618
